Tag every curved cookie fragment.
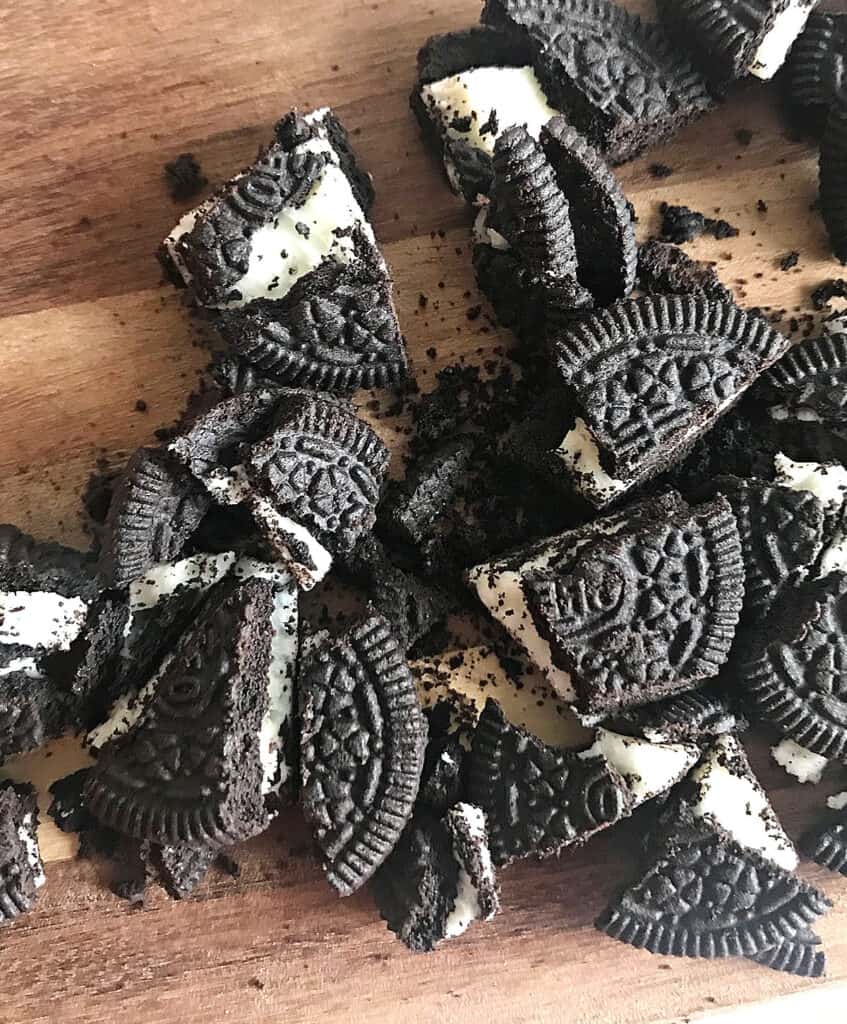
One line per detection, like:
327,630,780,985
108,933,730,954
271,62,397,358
84,578,279,846
552,296,791,507
765,320,847,422
656,0,818,86
750,930,826,977
299,615,427,896
619,685,744,744
371,811,459,952
243,390,390,553
99,448,210,588
739,572,847,760
214,263,407,393
820,92,847,265
597,830,830,958
0,782,45,925
467,698,635,866
703,475,828,624
523,497,744,719
482,0,713,164
541,117,637,304
637,241,731,301
801,818,847,876
785,12,847,134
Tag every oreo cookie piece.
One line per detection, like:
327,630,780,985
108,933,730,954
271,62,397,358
785,12,847,135
84,576,291,845
619,685,744,744
551,297,791,507
771,454,847,578
597,828,830,959
160,108,384,310
523,497,744,719
299,615,427,895
541,117,637,304
413,27,558,202
153,843,218,899
467,492,686,702
750,930,826,978
0,670,74,760
48,769,97,835
242,390,390,554
739,572,847,760
802,807,847,877
99,447,210,588
820,91,847,264
765,318,847,424
701,475,829,624
467,699,696,866
0,782,45,925
0,523,96,601
418,731,465,813
656,0,818,86
637,241,731,301
371,811,460,952
771,737,829,784
482,0,713,164
441,803,500,939
214,261,406,393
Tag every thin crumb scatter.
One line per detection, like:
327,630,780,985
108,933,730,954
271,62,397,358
659,203,739,244
163,153,207,202
757,200,768,214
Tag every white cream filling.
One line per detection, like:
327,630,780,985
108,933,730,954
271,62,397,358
444,804,496,939
473,206,510,251
827,791,847,811
203,464,253,506
421,66,559,158
129,552,238,611
18,814,45,888
578,729,699,805
0,656,43,679
0,591,87,651
690,735,798,871
748,2,816,79
249,497,332,591
774,453,847,573
771,737,828,785
768,405,822,423
259,580,298,796
554,418,629,505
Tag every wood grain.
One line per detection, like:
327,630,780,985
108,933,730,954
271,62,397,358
1,1,847,1021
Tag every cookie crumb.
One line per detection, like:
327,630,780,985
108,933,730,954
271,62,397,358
779,251,800,272
163,153,207,202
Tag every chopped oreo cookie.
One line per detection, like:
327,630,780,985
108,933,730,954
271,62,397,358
523,497,744,719
99,447,210,588
771,737,829,784
0,523,96,601
48,769,97,834
764,320,847,424
541,117,637,304
598,826,830,959
0,782,45,925
656,0,818,87
618,685,744,744
164,153,207,202
299,615,427,895
551,296,791,507
159,108,381,309
418,730,465,813
413,26,557,202
152,843,218,899
441,803,499,939
802,806,847,877
213,261,407,393
0,670,74,759
85,575,293,845
785,12,847,135
482,0,713,164
637,241,731,301
739,572,847,761
820,91,847,264
750,930,827,978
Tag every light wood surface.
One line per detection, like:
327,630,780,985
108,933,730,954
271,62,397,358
2,1,847,1021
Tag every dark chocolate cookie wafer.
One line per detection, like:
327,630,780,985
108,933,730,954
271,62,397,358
702,476,828,624
637,241,731,301
243,390,390,553
764,321,847,422
482,0,713,164
467,699,634,866
524,497,744,718
299,615,427,896
802,816,847,876
418,731,465,813
552,296,791,507
99,448,210,588
153,843,218,899
785,11,847,134
540,117,637,303
656,0,818,87
0,671,74,759
739,572,847,760
618,685,744,744
371,811,460,953
0,523,96,600
598,828,831,958
750,930,826,978
214,261,407,393
820,91,847,264
0,782,44,925
85,578,278,846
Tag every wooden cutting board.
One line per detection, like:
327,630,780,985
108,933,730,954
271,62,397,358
2,1,847,1021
